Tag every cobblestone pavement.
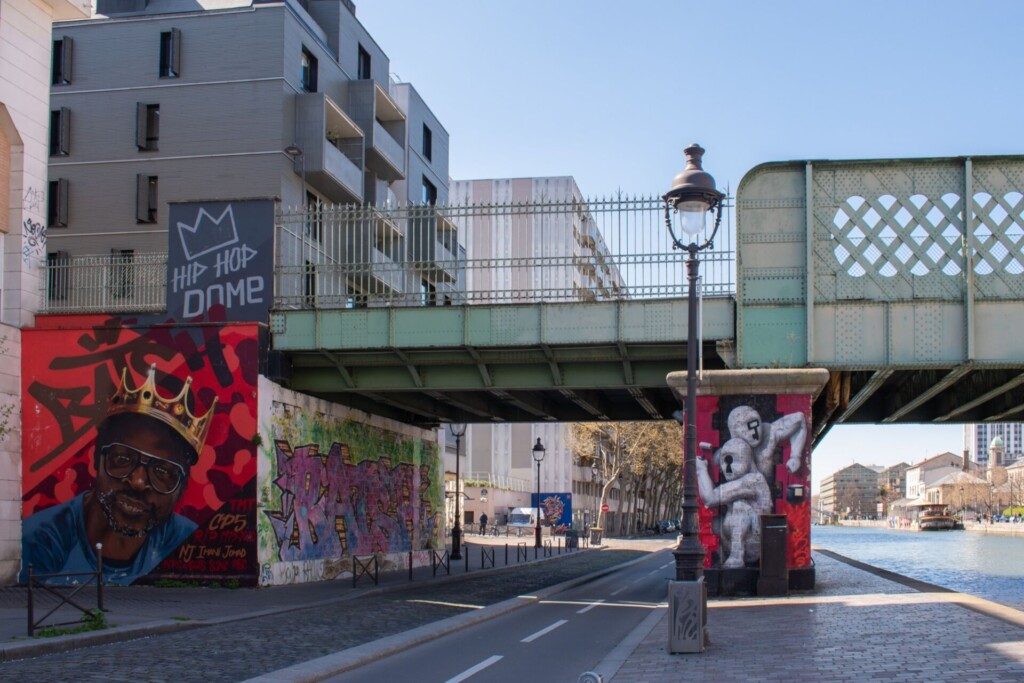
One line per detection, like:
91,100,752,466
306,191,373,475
0,549,645,681
612,552,1024,683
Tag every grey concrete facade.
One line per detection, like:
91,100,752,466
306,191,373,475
47,0,449,259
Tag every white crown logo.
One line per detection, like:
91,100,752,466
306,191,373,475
177,205,240,261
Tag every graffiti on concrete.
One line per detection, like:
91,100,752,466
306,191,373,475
264,439,437,561
22,217,46,264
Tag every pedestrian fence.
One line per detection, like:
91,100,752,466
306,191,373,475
26,542,106,637
543,540,553,558
351,555,378,587
517,543,529,562
480,547,495,570
431,549,450,577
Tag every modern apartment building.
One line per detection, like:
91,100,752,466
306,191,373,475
450,177,625,520
0,0,89,583
878,462,909,497
46,0,449,268
819,463,884,518
966,423,1023,466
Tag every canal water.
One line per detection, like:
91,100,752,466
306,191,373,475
812,525,1024,610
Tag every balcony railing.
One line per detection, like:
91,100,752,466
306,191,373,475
42,252,166,313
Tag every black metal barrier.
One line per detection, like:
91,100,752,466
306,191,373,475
26,544,106,637
517,543,528,562
565,530,579,550
480,546,495,570
431,549,450,576
543,539,553,558
352,555,379,587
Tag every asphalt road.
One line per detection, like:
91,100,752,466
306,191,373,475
332,548,674,683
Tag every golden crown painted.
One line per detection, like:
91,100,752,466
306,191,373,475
108,363,217,459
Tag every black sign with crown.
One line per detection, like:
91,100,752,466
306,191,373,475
166,199,275,323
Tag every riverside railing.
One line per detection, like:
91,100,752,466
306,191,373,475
37,195,735,313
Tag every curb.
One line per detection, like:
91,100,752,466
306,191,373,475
591,601,668,681
242,551,659,683
0,545,615,663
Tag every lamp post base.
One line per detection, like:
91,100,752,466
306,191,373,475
534,525,542,548
451,526,462,560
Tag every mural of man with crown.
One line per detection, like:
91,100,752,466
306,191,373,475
20,363,216,585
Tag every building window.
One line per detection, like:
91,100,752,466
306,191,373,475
300,47,318,92
49,108,70,156
48,179,69,228
357,44,371,80
421,177,437,206
136,103,160,151
305,190,322,241
420,279,436,306
136,174,158,223
159,28,181,78
47,251,70,301
52,37,73,85
111,249,134,299
422,124,432,161
304,260,316,307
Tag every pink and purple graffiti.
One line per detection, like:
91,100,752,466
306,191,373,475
265,440,437,561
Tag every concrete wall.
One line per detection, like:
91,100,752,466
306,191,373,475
257,376,443,585
0,324,20,582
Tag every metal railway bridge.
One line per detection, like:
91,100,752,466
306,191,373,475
44,155,1024,439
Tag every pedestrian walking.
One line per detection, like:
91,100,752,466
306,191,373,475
479,512,488,536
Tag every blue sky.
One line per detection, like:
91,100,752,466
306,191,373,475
357,1,1023,491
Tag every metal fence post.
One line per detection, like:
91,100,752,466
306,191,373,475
408,550,413,581
26,565,33,637
96,542,104,612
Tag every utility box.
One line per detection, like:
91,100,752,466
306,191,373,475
757,514,789,596
668,577,707,653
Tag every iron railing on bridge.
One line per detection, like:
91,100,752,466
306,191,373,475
37,196,736,313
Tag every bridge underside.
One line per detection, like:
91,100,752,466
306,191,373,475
813,365,1024,446
270,298,735,426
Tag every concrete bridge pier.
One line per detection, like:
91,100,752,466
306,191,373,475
666,368,829,595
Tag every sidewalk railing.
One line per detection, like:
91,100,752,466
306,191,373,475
26,543,106,637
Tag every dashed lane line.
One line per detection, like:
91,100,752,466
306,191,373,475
610,585,628,596
445,655,504,683
576,599,605,614
521,619,568,643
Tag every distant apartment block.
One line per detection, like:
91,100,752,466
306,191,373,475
966,423,1023,466
46,0,449,267
820,463,883,518
450,177,625,526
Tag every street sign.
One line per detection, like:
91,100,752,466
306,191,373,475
601,504,610,512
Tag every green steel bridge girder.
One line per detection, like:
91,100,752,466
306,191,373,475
269,298,736,423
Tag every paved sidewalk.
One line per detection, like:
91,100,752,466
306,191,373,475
609,550,1024,682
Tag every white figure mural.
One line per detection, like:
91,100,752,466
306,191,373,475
696,438,772,567
726,406,807,480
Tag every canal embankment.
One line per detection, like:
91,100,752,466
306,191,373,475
835,520,1024,536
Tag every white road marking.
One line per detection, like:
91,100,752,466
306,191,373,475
521,619,569,643
610,585,628,596
445,655,504,683
577,599,605,614
646,569,659,576
660,562,673,569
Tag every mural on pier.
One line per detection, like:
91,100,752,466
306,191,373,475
530,492,573,532
21,318,261,585
258,386,443,584
694,393,812,570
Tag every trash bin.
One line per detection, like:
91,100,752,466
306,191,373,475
589,527,603,546
757,514,788,596
565,530,579,549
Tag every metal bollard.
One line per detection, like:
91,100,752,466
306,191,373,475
534,545,538,560
408,550,413,581
26,565,33,637
96,543,105,611
465,550,469,573
505,544,508,566
558,538,562,555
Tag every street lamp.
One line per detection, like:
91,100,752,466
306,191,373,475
533,437,546,548
663,143,724,584
449,423,467,560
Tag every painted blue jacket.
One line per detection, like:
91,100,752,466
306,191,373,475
20,493,196,585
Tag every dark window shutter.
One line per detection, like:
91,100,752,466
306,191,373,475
135,102,147,149
171,28,181,77
59,107,71,155
61,36,73,84
57,178,69,227
136,174,149,222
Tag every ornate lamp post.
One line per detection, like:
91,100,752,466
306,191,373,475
533,437,546,548
449,423,467,560
663,143,725,583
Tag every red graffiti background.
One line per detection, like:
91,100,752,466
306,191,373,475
22,316,261,582
694,393,813,570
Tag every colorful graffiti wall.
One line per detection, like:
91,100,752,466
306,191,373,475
530,492,573,532
21,317,261,585
257,379,443,585
694,393,812,571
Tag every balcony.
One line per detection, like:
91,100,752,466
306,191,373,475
343,209,406,300
348,80,406,182
409,210,460,283
295,93,364,203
